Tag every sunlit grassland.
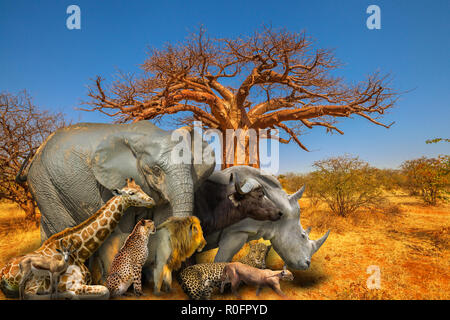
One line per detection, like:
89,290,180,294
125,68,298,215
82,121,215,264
0,194,448,300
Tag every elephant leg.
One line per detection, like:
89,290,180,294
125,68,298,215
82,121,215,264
152,263,165,295
214,232,249,262
152,231,171,295
94,230,128,283
28,164,81,241
89,255,105,285
162,266,172,293
94,211,136,282
37,195,78,242
142,266,154,286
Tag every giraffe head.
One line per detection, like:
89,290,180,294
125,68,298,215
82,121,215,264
112,178,156,208
56,239,76,263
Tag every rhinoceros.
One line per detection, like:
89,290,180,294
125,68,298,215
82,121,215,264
195,165,330,270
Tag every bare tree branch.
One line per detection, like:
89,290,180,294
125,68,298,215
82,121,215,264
82,26,399,168
0,91,68,222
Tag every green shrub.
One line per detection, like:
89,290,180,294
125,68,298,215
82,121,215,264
401,156,450,205
311,155,386,217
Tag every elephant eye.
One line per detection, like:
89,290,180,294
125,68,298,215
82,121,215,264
152,166,162,177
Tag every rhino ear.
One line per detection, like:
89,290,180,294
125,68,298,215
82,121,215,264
92,132,145,192
305,226,312,236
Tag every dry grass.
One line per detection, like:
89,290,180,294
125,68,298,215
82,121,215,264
0,194,448,300
0,202,41,268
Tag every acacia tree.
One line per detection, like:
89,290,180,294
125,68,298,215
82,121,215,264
84,27,398,168
401,156,450,205
0,91,66,224
311,155,385,217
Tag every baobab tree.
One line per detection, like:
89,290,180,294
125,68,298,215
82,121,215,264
0,91,66,224
84,26,398,168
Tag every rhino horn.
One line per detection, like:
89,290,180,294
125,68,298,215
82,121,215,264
313,230,330,253
288,185,305,203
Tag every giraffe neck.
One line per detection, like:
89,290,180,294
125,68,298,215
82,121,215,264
42,196,129,263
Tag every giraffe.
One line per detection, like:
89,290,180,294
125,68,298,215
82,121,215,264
0,178,155,300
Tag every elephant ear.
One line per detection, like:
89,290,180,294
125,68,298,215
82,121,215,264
92,133,145,191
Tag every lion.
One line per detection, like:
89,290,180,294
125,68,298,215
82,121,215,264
147,216,206,295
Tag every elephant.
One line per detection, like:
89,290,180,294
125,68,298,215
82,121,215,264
18,120,215,282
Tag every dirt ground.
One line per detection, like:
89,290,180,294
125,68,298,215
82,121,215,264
0,193,448,300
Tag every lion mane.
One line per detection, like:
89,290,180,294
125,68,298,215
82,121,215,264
158,216,206,270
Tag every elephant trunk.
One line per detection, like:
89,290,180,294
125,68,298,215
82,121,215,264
166,165,194,217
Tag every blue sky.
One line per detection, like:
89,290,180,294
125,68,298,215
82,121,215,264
1,0,449,173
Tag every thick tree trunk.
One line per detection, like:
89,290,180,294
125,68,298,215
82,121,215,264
221,129,260,169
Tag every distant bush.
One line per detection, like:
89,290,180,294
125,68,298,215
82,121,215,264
375,168,407,193
278,172,306,193
279,172,321,207
311,155,386,217
401,156,450,205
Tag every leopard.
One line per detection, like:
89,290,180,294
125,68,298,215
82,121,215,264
178,241,271,300
105,219,155,297
238,242,272,269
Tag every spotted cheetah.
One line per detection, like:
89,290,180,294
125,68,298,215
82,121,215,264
178,242,271,300
105,219,155,297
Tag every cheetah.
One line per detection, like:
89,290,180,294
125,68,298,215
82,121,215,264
178,242,271,300
105,219,155,297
